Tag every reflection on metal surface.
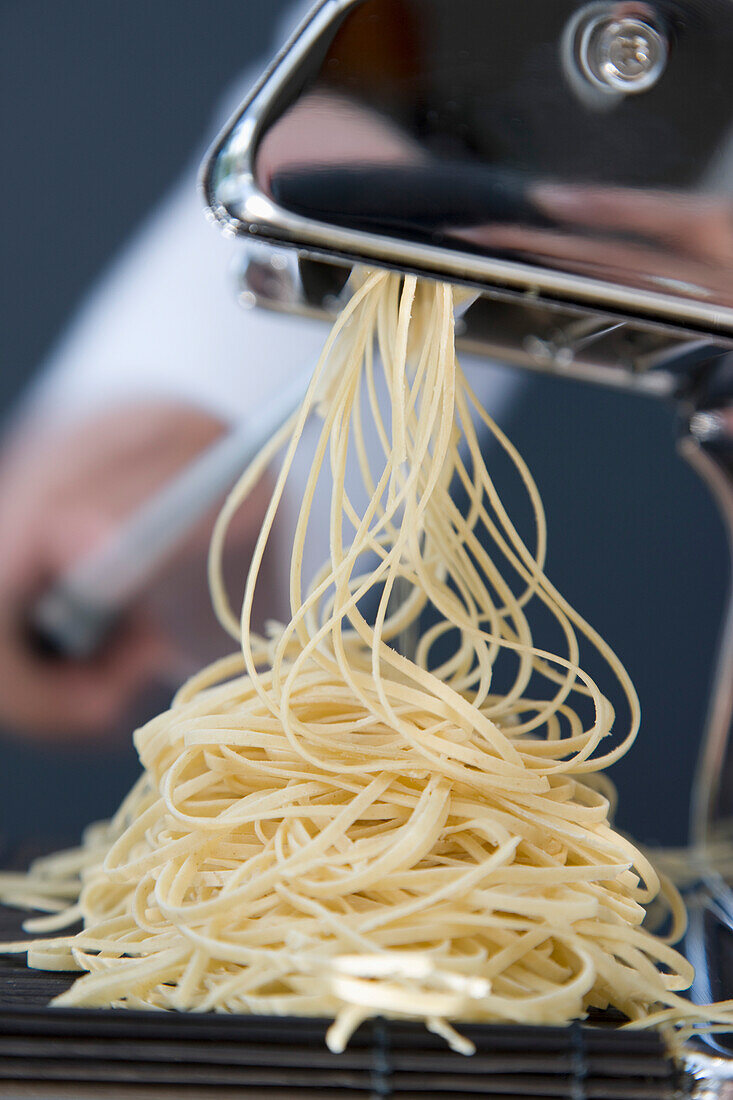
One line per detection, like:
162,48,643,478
234,244,353,318
573,5,669,94
684,1046,733,1098
205,0,733,333
234,249,719,397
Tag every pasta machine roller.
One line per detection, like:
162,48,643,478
203,0,733,1033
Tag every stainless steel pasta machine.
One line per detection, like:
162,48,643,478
201,0,733,1031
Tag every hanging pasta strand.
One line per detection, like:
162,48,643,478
2,271,733,1054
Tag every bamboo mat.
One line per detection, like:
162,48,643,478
0,906,679,1098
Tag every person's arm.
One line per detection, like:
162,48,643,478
0,55,522,741
0,400,226,738
17,167,327,433
0,158,329,740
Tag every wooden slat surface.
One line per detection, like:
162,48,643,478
0,905,680,1098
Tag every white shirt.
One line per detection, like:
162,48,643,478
20,6,521,592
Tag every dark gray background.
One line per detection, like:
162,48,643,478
0,0,293,858
0,0,729,858
0,0,293,411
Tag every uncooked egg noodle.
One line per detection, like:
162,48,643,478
2,271,732,1054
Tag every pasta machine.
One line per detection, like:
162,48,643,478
202,0,733,1037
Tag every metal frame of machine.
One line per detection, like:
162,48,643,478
202,0,733,341
201,0,733,1024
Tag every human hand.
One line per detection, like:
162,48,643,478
457,183,733,306
0,402,264,741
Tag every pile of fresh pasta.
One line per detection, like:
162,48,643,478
1,271,731,1053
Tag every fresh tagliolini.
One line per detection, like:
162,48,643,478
2,272,732,1054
